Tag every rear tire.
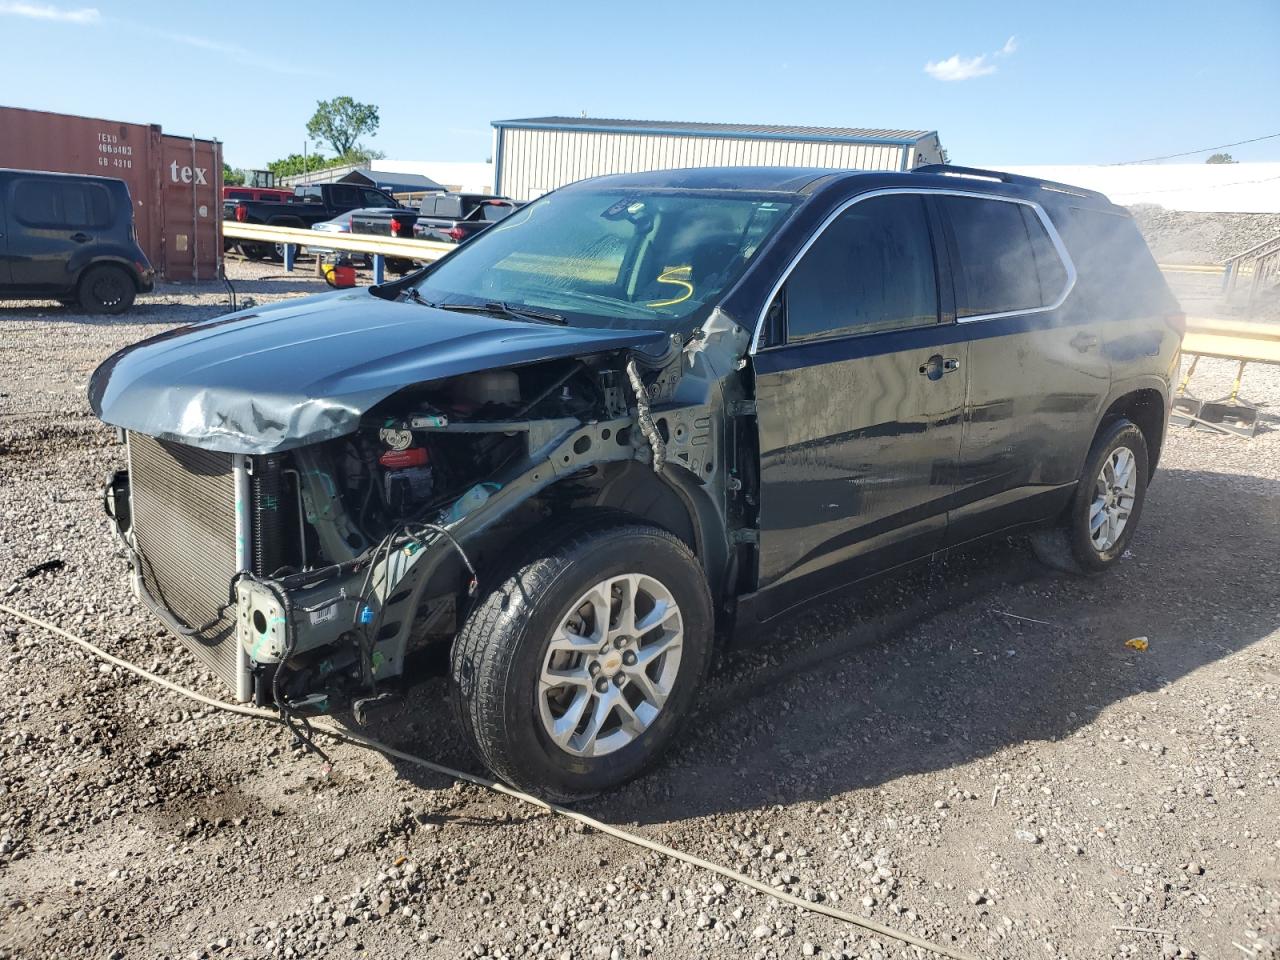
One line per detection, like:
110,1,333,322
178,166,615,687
450,521,713,800
1031,419,1148,574
77,265,136,315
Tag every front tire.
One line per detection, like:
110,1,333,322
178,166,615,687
77,265,136,315
450,521,713,800
1031,418,1149,574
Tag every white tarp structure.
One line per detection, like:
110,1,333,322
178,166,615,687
988,163,1280,213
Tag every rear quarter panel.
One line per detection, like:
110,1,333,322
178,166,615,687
1048,199,1181,435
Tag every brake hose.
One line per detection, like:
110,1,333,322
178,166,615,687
0,602,976,960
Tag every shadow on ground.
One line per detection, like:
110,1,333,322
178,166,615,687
345,465,1280,825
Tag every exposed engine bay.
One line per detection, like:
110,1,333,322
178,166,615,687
102,322,750,732
230,357,639,716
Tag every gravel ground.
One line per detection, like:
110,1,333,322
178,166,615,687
1,261,1278,960
1129,207,1280,266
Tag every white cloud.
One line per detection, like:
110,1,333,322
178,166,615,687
0,1,99,23
924,35,1019,82
924,54,997,82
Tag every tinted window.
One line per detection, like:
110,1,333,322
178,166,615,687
480,202,515,222
785,194,939,343
361,189,390,207
940,195,1067,317
1054,206,1175,319
14,179,111,229
1021,205,1068,299
14,180,59,226
329,185,359,207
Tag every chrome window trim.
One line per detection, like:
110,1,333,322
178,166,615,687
749,187,1078,354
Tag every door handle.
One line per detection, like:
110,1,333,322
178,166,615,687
918,355,960,380
70,232,91,243
1070,332,1098,352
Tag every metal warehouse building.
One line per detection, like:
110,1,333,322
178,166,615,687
492,116,945,201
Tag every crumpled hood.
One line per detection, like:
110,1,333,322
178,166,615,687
89,288,667,454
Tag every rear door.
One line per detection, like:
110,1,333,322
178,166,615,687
752,191,966,602
8,176,110,290
935,192,1110,543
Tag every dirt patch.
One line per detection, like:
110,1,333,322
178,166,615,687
0,263,1277,960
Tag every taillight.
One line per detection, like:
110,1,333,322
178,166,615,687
390,216,404,237
448,226,465,242
234,205,247,222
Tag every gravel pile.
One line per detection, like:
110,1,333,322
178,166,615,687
1128,206,1280,265
1,263,1277,959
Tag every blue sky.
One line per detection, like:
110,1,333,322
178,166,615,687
1,0,1277,170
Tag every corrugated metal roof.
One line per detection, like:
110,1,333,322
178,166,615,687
494,116,933,143
339,166,444,191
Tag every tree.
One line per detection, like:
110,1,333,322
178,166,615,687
267,152,331,179
1205,152,1237,164
306,96,380,157
222,163,245,186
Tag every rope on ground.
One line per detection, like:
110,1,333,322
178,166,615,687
0,602,978,960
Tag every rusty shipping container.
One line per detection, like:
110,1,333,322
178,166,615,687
0,105,222,280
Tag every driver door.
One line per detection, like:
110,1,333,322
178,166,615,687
751,192,966,611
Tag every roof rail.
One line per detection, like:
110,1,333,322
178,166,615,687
913,164,1107,201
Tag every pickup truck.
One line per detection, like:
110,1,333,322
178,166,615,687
350,192,517,245
225,182,406,259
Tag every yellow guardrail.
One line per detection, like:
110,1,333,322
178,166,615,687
1158,263,1226,275
223,220,455,263
1183,317,1280,364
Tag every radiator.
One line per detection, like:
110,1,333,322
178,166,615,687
127,433,252,700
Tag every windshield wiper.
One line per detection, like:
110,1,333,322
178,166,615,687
427,299,567,326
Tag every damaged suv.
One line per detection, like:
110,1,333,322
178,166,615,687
90,165,1181,798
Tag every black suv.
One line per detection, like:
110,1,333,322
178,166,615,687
1,169,154,314
90,165,1182,798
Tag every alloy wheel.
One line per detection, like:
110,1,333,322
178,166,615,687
538,573,683,757
1090,446,1137,552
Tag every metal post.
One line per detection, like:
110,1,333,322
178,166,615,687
283,243,296,272
373,254,385,285
232,455,254,703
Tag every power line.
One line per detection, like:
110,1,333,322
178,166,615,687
1111,132,1280,165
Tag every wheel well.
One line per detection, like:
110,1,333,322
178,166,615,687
463,463,705,595
1101,389,1165,471
585,462,698,551
77,261,137,293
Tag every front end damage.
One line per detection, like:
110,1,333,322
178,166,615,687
96,312,757,720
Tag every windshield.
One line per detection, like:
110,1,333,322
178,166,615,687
411,188,795,329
